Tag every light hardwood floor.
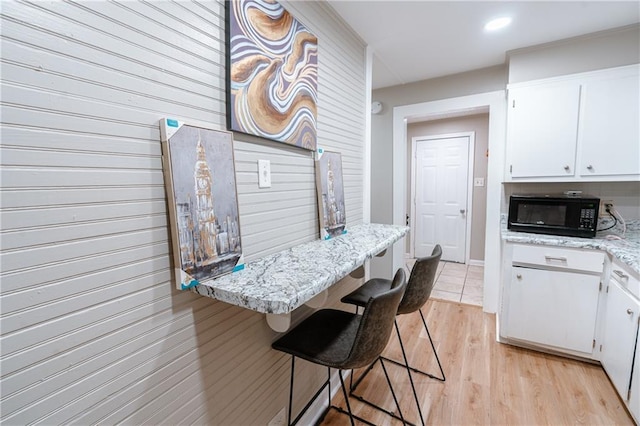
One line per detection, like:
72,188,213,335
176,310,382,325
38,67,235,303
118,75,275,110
321,300,634,425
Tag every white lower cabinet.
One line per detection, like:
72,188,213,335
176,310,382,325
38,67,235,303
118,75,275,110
502,244,604,357
630,336,640,423
508,266,600,353
600,279,639,398
600,263,640,424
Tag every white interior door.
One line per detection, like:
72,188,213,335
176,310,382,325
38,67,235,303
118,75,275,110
414,136,469,262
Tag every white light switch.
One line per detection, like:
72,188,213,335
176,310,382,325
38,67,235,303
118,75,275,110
474,177,485,187
258,159,271,188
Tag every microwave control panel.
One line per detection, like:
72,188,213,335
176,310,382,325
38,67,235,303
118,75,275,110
579,208,597,229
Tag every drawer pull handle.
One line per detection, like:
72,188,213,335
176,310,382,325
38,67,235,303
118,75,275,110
613,270,629,280
545,256,567,262
627,309,634,315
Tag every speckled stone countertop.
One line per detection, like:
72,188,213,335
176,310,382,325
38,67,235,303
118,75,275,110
192,223,410,314
502,219,640,275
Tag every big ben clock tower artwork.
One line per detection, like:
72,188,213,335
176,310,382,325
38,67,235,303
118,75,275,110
194,139,218,263
161,119,243,289
315,150,346,239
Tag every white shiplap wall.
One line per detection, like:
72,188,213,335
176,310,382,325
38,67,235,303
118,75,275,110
0,0,367,424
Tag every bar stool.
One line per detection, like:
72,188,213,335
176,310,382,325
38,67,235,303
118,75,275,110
341,244,444,426
272,268,408,426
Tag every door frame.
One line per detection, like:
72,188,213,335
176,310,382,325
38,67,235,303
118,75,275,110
391,91,507,314
409,132,475,262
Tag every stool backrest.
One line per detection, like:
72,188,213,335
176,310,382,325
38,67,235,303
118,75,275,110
345,268,407,369
398,244,442,315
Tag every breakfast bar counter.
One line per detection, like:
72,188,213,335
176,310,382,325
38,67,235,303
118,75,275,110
191,223,409,317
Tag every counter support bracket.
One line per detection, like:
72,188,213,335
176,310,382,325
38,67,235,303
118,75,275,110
266,313,291,332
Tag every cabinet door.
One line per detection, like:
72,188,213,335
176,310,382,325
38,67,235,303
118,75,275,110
579,74,640,177
507,266,600,353
630,334,640,423
600,279,640,401
507,83,581,178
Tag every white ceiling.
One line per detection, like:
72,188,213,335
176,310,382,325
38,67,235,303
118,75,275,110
326,1,640,90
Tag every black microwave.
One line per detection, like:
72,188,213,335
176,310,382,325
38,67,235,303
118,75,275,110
508,194,600,238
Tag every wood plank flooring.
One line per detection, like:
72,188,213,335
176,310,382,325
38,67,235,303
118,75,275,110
321,300,634,425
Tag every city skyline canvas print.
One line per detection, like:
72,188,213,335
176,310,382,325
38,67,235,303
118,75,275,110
160,120,242,289
315,151,346,240
226,0,318,151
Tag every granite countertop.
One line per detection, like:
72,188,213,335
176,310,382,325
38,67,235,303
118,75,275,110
502,219,640,275
192,223,410,314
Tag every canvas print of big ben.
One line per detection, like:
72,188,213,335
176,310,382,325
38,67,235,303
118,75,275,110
160,119,243,290
315,150,346,239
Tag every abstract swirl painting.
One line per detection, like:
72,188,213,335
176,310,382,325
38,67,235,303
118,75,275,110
226,0,318,150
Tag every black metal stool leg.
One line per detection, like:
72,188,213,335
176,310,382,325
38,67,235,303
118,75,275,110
379,357,407,425
394,319,425,425
288,356,295,426
349,356,378,392
349,357,415,426
380,309,445,382
331,370,378,426
349,305,361,391
287,358,336,426
339,370,356,426
419,309,446,381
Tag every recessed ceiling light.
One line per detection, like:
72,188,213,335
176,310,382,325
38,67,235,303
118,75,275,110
484,17,512,31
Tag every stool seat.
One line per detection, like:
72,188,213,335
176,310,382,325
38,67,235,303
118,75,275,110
272,309,361,369
341,278,390,309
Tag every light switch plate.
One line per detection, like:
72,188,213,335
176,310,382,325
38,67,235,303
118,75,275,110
474,177,485,187
258,159,271,188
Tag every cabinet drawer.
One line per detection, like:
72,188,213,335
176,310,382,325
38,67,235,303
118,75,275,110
512,244,605,273
611,260,640,299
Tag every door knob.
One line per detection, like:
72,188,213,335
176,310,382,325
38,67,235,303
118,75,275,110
564,165,570,171
587,165,594,170
460,209,466,214
627,309,634,315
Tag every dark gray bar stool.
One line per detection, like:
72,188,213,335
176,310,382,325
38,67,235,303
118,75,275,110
341,244,444,426
272,268,408,426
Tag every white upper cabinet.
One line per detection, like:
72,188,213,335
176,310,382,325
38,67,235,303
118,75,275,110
508,82,581,178
578,73,640,177
505,64,640,182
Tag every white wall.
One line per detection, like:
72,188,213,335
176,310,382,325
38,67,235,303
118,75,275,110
0,1,368,424
508,24,640,83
